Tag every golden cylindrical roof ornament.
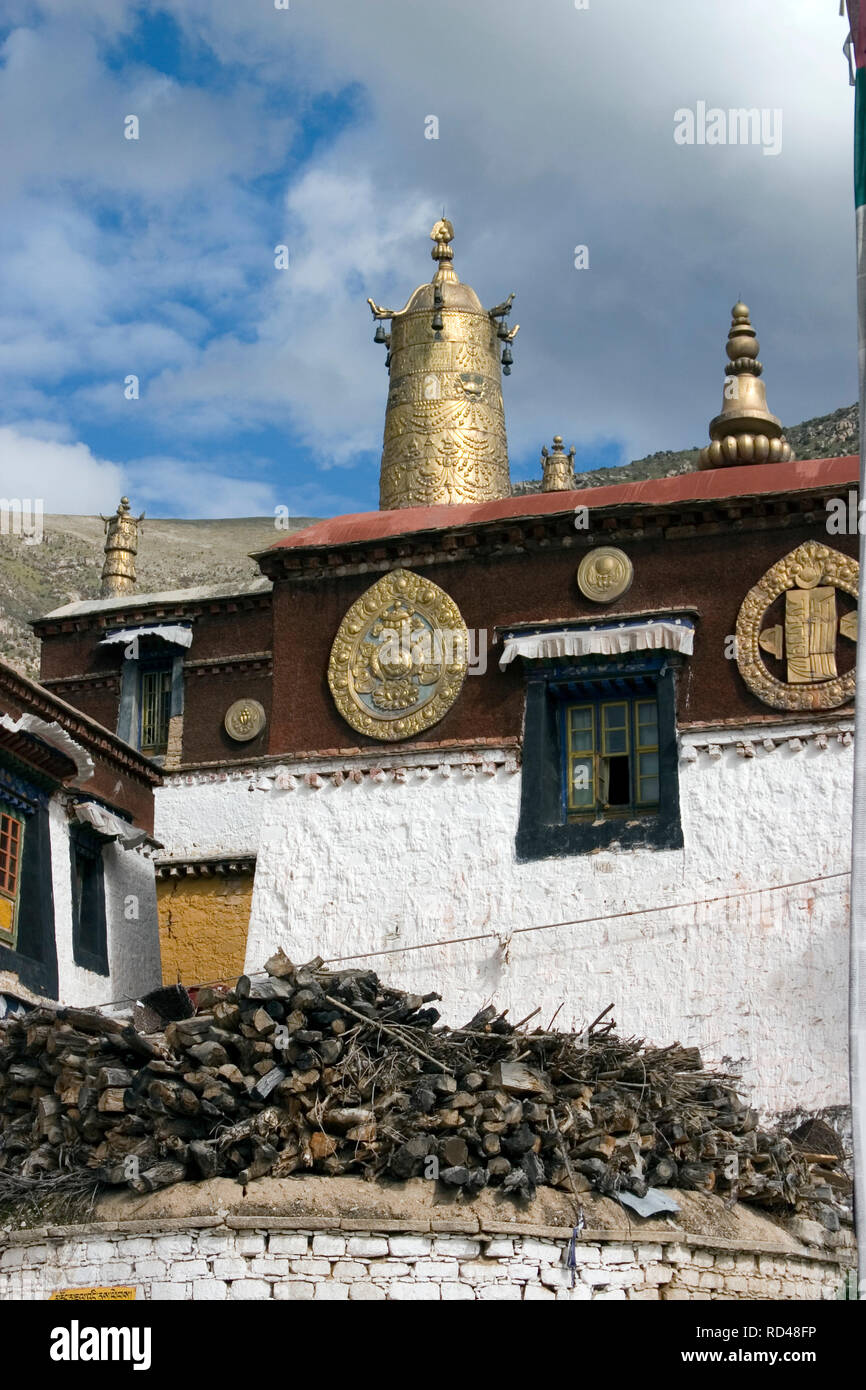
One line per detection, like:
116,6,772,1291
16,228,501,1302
370,220,516,509
100,497,143,597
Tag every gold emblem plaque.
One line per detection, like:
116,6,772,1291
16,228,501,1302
735,541,858,711
328,569,468,741
577,547,634,604
224,698,266,742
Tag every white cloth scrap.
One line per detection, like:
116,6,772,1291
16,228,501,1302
73,800,149,849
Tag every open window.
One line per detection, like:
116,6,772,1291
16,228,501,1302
512,642,686,861
564,693,659,818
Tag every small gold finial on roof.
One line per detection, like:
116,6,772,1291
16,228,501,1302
541,435,576,492
100,496,144,597
698,301,794,469
430,217,457,283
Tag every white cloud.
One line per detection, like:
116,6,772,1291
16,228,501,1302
0,0,857,515
126,456,278,519
0,427,125,513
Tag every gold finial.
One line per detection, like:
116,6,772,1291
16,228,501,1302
99,496,144,597
541,435,576,492
698,302,794,468
430,217,457,283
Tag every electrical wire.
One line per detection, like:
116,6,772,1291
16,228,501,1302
92,868,850,1009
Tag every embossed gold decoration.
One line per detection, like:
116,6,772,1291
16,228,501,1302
328,569,468,740
577,547,634,604
99,497,144,597
735,541,858,710
698,302,794,469
541,435,576,492
370,221,515,509
224,698,267,742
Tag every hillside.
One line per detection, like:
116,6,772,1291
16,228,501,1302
513,403,858,494
0,515,316,678
0,403,858,679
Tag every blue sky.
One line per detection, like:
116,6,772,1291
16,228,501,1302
0,0,857,518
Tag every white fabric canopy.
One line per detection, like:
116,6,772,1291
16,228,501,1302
498,620,694,669
99,625,192,650
72,801,149,849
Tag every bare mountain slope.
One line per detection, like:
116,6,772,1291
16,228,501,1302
0,515,316,677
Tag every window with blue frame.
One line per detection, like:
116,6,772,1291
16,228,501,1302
514,649,684,861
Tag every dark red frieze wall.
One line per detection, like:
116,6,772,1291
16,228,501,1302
38,602,271,682
43,683,120,736
37,602,273,768
267,521,860,757
35,520,859,766
180,668,272,765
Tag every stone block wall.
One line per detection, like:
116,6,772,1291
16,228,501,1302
0,1216,850,1302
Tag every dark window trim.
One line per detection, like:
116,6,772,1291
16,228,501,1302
70,823,109,976
516,654,684,862
138,659,173,759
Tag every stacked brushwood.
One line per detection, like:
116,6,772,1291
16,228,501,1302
0,953,850,1225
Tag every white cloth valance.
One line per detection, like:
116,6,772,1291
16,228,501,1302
72,801,150,849
99,625,193,650
499,620,694,669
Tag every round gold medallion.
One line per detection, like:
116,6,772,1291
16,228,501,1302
577,547,633,604
224,698,266,742
328,569,468,741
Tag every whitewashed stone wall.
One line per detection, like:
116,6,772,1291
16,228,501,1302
47,800,161,1009
155,775,269,860
0,1220,848,1302
154,720,853,1121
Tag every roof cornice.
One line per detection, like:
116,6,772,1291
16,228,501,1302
256,457,859,583
0,660,162,786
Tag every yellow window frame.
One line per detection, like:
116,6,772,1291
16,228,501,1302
566,703,596,812
0,806,24,946
634,697,660,807
565,694,660,816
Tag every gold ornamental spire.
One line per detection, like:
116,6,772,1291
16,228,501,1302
99,496,144,597
541,435,576,492
369,219,517,510
698,302,794,468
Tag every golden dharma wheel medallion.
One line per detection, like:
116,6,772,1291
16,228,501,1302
224,698,266,742
577,547,634,604
735,541,858,711
328,568,468,741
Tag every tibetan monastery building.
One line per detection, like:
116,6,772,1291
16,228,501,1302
33,222,858,1128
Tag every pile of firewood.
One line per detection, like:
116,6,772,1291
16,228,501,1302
0,953,850,1226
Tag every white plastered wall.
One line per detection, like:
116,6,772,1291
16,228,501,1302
155,773,270,859
48,799,161,1008
152,723,853,1120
